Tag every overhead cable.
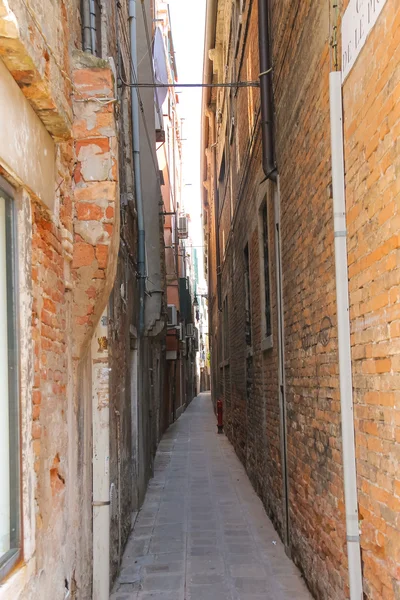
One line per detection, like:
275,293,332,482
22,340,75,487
122,81,260,89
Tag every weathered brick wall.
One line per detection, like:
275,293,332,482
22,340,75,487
204,0,400,598
29,56,120,598
31,194,72,592
0,0,78,138
206,0,284,542
0,1,122,596
270,3,348,597
343,2,400,598
72,56,120,358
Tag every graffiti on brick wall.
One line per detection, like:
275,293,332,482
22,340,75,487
301,317,333,351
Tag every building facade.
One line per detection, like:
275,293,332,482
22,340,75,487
0,0,174,598
202,0,400,599
156,0,198,424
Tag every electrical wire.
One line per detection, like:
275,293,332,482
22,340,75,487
123,81,260,89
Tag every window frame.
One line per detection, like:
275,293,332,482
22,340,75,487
222,295,229,363
258,195,273,351
0,183,21,582
243,242,252,348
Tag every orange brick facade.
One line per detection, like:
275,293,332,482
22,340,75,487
343,1,400,596
202,0,400,598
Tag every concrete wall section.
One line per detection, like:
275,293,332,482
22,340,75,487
137,0,165,336
0,59,55,210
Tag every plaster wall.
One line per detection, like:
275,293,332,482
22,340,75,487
0,15,120,600
0,59,55,210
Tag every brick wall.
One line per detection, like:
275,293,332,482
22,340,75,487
0,0,123,595
203,0,400,598
272,1,345,593
205,0,286,537
343,2,400,598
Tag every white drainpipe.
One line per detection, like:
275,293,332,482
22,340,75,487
329,71,363,600
92,310,110,600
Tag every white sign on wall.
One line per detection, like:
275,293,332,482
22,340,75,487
342,0,388,81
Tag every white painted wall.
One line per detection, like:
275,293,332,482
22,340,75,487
0,60,55,210
92,311,110,600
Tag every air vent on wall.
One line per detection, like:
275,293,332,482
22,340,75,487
178,215,188,239
167,304,178,327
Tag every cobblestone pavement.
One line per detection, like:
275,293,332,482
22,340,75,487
110,392,312,600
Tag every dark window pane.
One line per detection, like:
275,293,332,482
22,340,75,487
223,297,229,360
263,203,272,337
244,244,252,346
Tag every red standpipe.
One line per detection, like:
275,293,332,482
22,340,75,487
217,399,223,434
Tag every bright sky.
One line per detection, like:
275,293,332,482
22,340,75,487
168,0,207,288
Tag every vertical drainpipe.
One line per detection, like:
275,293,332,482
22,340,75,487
82,0,93,53
210,111,222,311
89,0,97,55
129,0,146,336
258,0,277,181
92,310,110,600
329,71,363,600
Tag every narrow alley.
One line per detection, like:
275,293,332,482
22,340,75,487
1,0,399,597
111,393,311,600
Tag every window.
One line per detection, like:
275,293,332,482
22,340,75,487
223,296,229,361
244,244,252,347
229,168,234,223
262,201,272,338
218,151,226,200
0,186,20,580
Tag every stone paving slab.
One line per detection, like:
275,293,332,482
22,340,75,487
111,393,312,600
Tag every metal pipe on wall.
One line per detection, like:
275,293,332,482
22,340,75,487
258,0,277,181
329,71,363,600
89,0,97,55
82,0,93,53
129,0,146,336
272,180,290,552
92,311,110,600
210,112,222,311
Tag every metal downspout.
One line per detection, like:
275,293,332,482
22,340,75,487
258,0,277,181
329,71,363,600
129,0,146,336
89,0,97,55
92,310,110,600
211,112,222,311
82,0,93,53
